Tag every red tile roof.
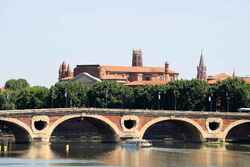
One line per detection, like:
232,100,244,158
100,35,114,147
241,77,250,84
207,73,250,84
101,65,178,74
207,73,232,84
125,80,168,86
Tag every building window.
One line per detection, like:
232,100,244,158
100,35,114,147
143,75,151,81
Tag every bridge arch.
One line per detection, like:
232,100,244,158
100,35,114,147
0,118,33,143
47,114,122,142
139,117,206,142
223,120,250,143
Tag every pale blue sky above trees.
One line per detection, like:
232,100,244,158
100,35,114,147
0,0,250,87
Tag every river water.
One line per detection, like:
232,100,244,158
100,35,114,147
0,142,250,167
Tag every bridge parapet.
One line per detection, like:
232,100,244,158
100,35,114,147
1,108,250,119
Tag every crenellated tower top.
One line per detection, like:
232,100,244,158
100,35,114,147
59,61,73,81
132,49,143,67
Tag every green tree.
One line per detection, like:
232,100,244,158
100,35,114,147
213,78,250,112
167,80,209,111
87,81,133,108
48,81,89,108
133,86,150,109
133,86,165,109
15,86,49,109
4,79,29,90
0,90,16,110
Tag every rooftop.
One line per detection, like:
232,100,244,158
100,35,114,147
100,65,178,74
125,80,168,86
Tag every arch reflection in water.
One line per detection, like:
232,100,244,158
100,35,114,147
50,143,117,159
50,117,118,143
143,120,203,143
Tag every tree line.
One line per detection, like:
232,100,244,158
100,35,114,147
1,78,250,112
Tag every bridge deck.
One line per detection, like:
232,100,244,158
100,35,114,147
0,108,250,119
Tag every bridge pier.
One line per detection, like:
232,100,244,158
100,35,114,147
203,135,224,143
120,132,140,140
32,135,50,143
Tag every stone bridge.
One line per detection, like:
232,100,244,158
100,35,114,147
0,108,250,143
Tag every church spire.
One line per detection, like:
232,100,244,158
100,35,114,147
232,68,236,78
199,50,205,67
197,50,207,80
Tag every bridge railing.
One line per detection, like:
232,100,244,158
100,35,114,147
0,107,250,119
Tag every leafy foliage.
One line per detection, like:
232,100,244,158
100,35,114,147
47,81,89,108
0,91,16,110
213,78,250,112
167,80,209,111
1,78,250,111
15,86,49,109
4,79,29,90
87,81,133,108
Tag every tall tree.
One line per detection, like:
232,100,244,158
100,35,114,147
0,90,16,110
87,81,133,108
4,79,29,90
15,86,49,109
213,78,250,112
167,80,209,111
48,81,89,108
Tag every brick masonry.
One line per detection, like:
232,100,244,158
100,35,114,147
0,108,250,142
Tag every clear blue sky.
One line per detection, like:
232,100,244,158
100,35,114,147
1,0,250,87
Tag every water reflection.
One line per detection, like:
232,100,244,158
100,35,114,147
0,142,250,167
21,143,57,159
50,143,117,159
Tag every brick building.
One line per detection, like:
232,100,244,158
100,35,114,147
59,49,179,86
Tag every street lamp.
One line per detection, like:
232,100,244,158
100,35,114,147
158,92,161,110
51,89,54,108
105,89,108,108
173,90,177,111
208,93,213,112
64,89,68,107
226,92,230,112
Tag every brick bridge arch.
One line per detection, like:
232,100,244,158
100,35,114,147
139,117,207,141
47,114,123,141
0,117,33,143
222,120,250,141
2,108,250,143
